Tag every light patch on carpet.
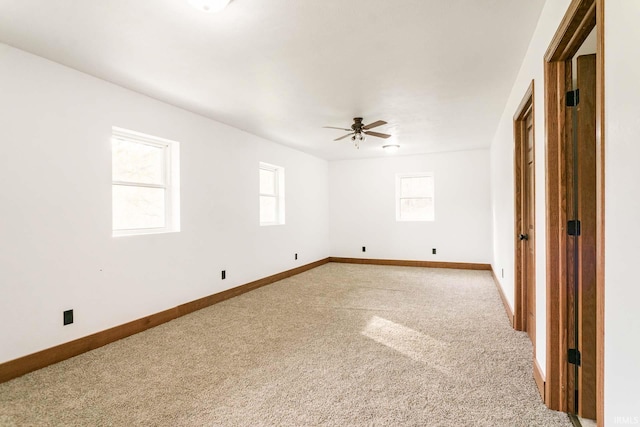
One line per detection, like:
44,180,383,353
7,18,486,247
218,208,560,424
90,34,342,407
361,315,450,374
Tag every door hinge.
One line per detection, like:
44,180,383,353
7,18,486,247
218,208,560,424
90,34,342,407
566,89,580,107
567,220,581,236
568,348,581,366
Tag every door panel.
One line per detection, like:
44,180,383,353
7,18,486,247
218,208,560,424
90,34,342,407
524,112,535,344
576,53,597,420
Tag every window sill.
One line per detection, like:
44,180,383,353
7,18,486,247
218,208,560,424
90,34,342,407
112,228,180,237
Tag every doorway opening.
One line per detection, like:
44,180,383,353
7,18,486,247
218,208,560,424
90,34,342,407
543,0,604,425
514,80,543,400
514,80,536,344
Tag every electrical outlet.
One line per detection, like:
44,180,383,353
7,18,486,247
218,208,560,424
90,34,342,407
295,253,298,260
221,270,226,280
432,248,437,255
362,246,366,252
501,268,504,278
63,309,73,325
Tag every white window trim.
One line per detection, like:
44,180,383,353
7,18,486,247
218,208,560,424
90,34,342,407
259,162,285,226
112,127,181,237
395,172,435,222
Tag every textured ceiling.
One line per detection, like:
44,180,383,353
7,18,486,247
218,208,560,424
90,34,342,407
0,0,546,160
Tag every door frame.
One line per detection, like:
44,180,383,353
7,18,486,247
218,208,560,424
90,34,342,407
513,80,535,335
543,0,605,424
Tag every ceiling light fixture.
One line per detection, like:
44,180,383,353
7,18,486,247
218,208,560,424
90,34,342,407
188,0,231,13
351,132,365,148
382,144,400,153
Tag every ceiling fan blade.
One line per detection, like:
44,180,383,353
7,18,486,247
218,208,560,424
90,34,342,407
334,133,354,141
363,120,387,130
323,126,352,131
364,131,391,139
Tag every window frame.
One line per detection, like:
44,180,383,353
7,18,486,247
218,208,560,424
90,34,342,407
111,127,180,237
395,172,435,222
259,162,285,226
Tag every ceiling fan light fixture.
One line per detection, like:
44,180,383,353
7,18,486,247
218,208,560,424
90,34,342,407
382,144,400,153
188,0,231,13
324,118,390,149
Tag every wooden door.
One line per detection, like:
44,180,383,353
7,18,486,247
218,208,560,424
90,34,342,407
514,83,536,346
523,111,536,343
576,53,597,420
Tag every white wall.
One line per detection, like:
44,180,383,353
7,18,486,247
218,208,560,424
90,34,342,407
0,43,330,364
330,150,492,264
604,0,640,422
489,0,572,374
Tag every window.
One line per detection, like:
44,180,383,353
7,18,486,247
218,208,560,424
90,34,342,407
396,173,435,221
112,127,180,236
259,162,285,225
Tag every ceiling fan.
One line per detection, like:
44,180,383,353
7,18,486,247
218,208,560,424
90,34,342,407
323,117,391,148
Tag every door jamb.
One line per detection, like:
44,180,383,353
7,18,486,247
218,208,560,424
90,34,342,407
543,0,604,425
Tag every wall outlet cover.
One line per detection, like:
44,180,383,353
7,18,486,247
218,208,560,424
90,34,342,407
63,309,73,325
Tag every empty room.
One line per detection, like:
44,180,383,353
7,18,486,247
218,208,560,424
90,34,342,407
0,0,638,426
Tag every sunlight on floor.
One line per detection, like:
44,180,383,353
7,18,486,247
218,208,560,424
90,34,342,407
361,315,450,374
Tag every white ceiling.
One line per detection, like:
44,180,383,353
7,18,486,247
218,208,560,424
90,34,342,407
0,0,546,160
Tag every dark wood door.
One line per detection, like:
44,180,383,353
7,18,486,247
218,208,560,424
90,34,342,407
576,53,597,420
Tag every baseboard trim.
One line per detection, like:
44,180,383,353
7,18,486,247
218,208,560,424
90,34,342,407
490,267,514,327
533,357,546,401
0,257,330,384
328,257,491,271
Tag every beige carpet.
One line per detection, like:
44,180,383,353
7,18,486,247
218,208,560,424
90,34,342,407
0,263,571,426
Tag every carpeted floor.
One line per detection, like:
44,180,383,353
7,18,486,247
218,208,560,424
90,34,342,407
0,263,571,426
